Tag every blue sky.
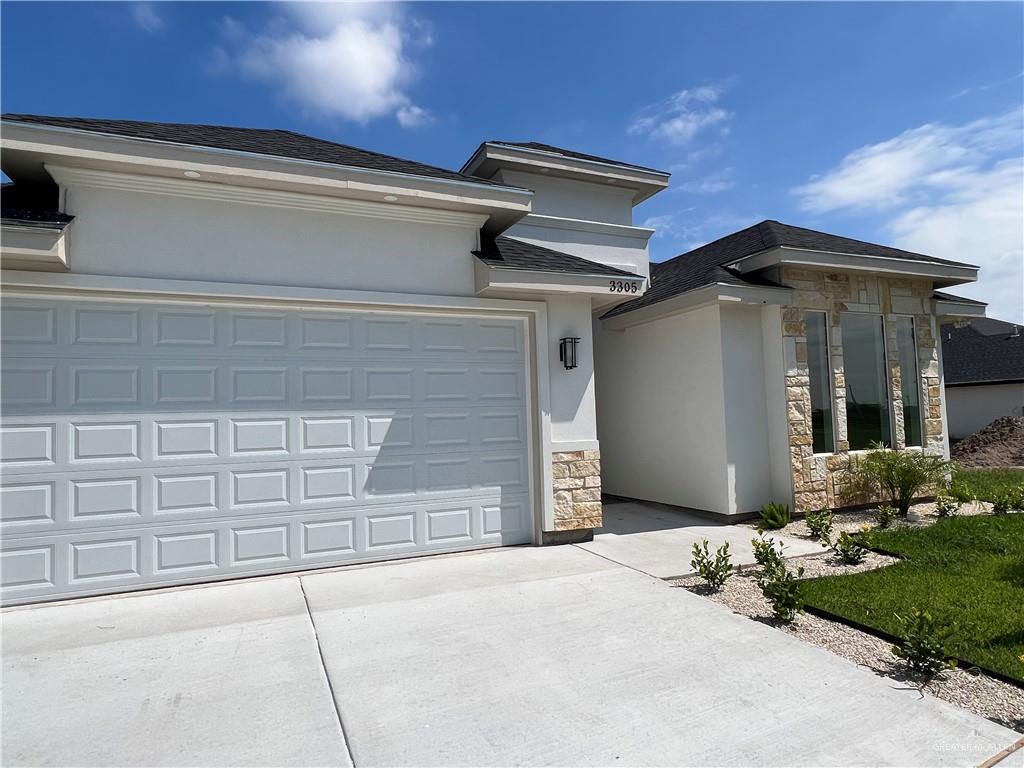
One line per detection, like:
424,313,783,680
3,1,1022,321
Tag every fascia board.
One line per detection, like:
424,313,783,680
601,283,792,330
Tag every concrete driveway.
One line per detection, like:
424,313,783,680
3,545,1020,767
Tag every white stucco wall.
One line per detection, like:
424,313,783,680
547,294,599,447
945,383,1024,439
761,304,795,508
505,221,651,279
496,170,635,225
594,304,730,513
720,304,775,514
61,184,481,296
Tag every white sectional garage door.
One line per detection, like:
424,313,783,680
0,296,532,604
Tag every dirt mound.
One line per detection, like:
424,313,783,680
951,416,1024,467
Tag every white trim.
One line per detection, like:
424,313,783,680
473,259,644,297
0,224,70,271
519,213,655,242
0,270,558,541
46,164,490,229
934,298,987,319
551,439,600,453
601,283,793,330
5,119,531,198
477,143,669,179
728,245,978,285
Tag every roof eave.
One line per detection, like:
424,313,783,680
728,246,980,287
601,282,793,330
473,257,644,297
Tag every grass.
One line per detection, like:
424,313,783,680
950,467,1024,503
800,514,1024,682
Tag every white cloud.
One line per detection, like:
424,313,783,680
629,84,732,145
676,168,735,194
130,3,164,33
216,3,432,127
792,109,1024,323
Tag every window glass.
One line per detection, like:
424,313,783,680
806,312,834,453
840,313,892,449
896,317,922,447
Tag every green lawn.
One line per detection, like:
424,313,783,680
951,467,1024,503
800,514,1024,682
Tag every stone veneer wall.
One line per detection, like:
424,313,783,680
552,450,602,530
780,268,944,513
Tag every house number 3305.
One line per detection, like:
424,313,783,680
609,280,639,293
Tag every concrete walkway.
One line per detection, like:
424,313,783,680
3,544,1020,767
578,498,823,578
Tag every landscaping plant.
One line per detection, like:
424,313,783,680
874,504,897,530
847,444,951,517
758,502,791,531
805,508,834,543
690,540,733,590
991,492,1013,515
833,531,867,565
756,562,804,623
890,608,958,677
933,494,959,518
750,535,785,571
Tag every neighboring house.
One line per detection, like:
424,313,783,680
0,115,667,604
594,221,984,517
940,316,1024,439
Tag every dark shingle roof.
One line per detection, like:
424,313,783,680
942,318,1024,385
474,236,636,278
934,290,987,306
2,114,515,188
602,220,975,320
1,208,74,228
485,141,668,175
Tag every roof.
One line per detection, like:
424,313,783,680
941,317,1024,385
1,114,515,189
602,219,974,320
1,208,74,229
933,290,987,306
477,141,669,176
474,236,636,278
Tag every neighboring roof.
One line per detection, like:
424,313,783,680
474,236,637,278
602,219,974,320
942,317,1024,385
472,141,669,176
933,290,987,306
1,208,74,229
1,114,516,189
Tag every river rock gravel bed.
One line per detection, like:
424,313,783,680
672,506,1024,733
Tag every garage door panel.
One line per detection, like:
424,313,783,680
0,493,531,602
1,297,533,603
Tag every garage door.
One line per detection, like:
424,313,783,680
0,296,533,604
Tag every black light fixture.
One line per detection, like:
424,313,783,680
559,336,580,370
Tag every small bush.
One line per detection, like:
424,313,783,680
751,535,785,571
756,562,804,623
833,531,867,565
758,502,791,531
690,540,733,590
933,494,959,518
1010,485,1024,511
890,608,958,677
847,444,951,516
874,504,897,529
991,492,1013,515
805,508,834,543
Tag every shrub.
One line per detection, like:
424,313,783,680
874,504,897,530
847,444,951,517
805,508,834,543
756,562,804,623
690,540,733,590
991,492,1013,515
758,502,792,531
890,608,958,677
751,535,785,571
1010,485,1024,511
833,531,867,565
933,494,959,518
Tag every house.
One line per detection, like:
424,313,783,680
0,115,667,604
594,221,984,517
940,316,1024,440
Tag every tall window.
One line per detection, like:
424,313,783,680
841,313,892,449
895,317,922,447
806,312,834,453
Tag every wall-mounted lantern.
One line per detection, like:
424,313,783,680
559,336,580,370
